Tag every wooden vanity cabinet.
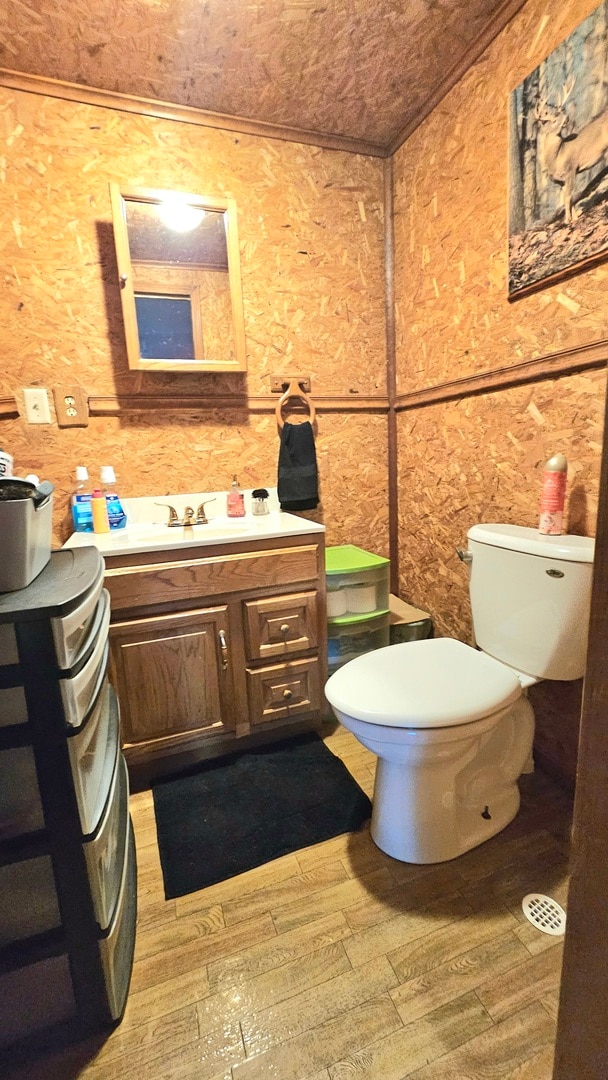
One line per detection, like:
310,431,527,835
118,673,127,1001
108,605,233,750
102,532,326,775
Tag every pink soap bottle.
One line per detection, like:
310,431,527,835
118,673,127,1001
226,474,245,518
538,453,567,535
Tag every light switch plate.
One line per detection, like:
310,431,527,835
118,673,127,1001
23,387,52,424
53,385,89,427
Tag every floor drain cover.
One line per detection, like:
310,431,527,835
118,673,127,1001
522,893,566,936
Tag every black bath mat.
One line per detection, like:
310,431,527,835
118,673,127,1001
152,732,372,899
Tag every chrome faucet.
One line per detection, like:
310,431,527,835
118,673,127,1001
155,502,180,526
155,498,216,527
195,499,216,524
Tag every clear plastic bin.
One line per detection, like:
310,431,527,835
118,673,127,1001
326,545,389,624
328,615,390,671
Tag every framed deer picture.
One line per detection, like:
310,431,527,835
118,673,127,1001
508,2,608,298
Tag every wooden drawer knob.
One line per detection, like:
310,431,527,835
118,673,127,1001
282,689,293,700
280,623,290,634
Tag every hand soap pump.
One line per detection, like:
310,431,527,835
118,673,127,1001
227,475,246,518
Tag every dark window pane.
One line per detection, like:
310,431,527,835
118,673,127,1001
135,295,195,359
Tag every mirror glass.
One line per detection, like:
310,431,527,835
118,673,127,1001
110,185,246,372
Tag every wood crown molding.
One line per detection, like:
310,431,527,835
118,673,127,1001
0,68,387,159
394,339,608,411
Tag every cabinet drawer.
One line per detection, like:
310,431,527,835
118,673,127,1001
59,590,111,728
84,753,128,931
68,680,119,837
104,544,320,611
99,821,137,1021
244,591,317,661
247,657,320,725
51,558,105,670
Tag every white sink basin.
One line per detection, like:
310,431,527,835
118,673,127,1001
128,518,251,541
64,502,324,557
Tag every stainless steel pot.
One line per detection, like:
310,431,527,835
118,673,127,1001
0,479,54,592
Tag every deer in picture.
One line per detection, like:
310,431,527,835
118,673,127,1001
535,75,608,224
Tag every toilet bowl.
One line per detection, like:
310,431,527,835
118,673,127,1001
325,637,535,863
325,524,594,864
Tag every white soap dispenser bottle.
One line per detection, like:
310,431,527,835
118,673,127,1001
100,466,128,530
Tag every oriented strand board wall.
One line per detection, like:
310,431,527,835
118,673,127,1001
0,86,388,554
393,0,605,787
2,409,389,552
394,0,606,391
397,372,605,636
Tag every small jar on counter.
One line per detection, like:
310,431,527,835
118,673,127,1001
251,488,270,515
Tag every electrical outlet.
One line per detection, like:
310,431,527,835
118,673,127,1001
53,385,89,428
23,387,52,425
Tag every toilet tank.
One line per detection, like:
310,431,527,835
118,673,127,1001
467,524,595,681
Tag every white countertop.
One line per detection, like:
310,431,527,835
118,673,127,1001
63,488,324,557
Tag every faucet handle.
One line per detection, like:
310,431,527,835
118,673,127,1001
155,502,179,526
196,498,216,524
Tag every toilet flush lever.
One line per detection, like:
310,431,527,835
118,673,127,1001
456,549,473,564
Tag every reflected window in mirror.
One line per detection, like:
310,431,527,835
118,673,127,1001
109,185,246,372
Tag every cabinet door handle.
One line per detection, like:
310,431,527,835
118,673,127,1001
218,629,228,670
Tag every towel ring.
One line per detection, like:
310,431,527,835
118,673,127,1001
275,379,316,430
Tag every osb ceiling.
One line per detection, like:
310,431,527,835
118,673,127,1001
1,0,527,153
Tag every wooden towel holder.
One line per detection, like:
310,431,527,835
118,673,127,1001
275,378,316,429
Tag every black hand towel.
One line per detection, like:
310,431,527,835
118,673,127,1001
278,420,319,511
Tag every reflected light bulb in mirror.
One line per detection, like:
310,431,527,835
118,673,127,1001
158,196,206,233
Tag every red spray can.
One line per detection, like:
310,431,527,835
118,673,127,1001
538,453,567,535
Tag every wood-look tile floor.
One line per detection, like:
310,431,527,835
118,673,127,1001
6,722,572,1080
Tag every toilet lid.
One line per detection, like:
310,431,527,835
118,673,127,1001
325,637,522,728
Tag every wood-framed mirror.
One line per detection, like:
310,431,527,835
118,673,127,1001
109,184,247,372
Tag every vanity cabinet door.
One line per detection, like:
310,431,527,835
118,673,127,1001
109,606,235,762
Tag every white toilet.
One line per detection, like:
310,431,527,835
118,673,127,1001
325,523,595,864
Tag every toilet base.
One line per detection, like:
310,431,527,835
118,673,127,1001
370,756,521,863
331,696,535,865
